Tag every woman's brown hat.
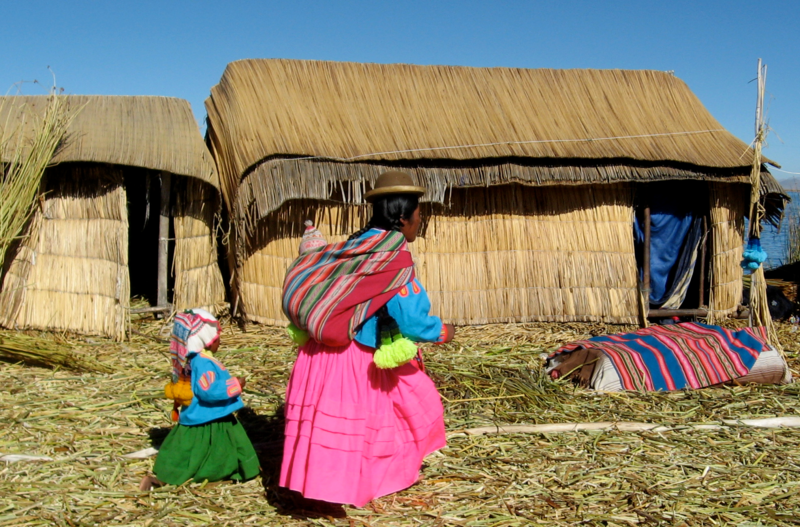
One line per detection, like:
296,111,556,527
364,171,426,202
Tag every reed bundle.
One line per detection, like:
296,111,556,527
783,198,800,265
0,330,114,373
1,317,798,524
0,93,78,271
746,61,779,346
743,274,798,303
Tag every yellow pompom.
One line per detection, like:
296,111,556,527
174,379,193,406
165,379,193,406
287,323,310,346
373,337,418,369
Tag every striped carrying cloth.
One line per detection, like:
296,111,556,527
549,322,767,391
282,230,414,347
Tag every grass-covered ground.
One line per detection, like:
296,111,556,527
1,318,799,526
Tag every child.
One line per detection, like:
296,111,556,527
139,308,259,491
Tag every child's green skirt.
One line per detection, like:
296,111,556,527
153,414,259,486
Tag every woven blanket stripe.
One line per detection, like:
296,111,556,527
308,255,405,333
551,322,766,391
282,230,414,346
283,234,395,316
283,232,403,320
169,312,204,379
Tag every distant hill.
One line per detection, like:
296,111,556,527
776,176,800,192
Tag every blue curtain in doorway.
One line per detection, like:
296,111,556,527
634,191,704,309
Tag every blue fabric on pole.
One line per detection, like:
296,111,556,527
741,238,768,270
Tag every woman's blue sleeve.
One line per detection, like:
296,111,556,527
386,278,445,343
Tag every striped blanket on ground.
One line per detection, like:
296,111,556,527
549,323,767,391
282,230,414,347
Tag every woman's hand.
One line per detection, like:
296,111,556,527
443,324,455,343
237,377,247,391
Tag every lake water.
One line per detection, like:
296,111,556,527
760,191,799,270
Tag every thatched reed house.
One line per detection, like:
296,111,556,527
205,59,787,326
0,95,224,339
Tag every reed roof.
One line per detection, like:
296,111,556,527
1,95,218,188
206,59,779,193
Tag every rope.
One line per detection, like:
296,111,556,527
283,129,728,163
772,167,800,176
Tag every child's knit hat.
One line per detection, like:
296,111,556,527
298,220,327,255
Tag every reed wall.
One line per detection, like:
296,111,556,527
236,184,639,325
0,166,130,339
707,182,747,321
172,177,225,313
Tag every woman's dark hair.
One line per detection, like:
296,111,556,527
349,194,420,347
348,194,419,241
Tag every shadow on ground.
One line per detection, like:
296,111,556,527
239,404,348,519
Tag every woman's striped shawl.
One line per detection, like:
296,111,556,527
282,230,414,347
549,322,767,391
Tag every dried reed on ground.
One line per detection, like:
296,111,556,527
0,92,78,271
0,330,114,373
1,317,799,525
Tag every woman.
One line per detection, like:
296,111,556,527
280,171,454,507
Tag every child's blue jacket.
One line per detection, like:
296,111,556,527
179,352,244,426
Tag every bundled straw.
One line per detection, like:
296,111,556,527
0,330,114,373
746,60,779,346
0,92,80,271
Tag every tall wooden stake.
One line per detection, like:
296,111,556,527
639,205,651,328
747,59,778,347
157,172,172,309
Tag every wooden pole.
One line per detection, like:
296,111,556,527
648,308,708,318
698,215,707,307
643,205,651,314
157,172,171,308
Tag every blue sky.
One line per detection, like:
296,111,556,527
2,0,798,179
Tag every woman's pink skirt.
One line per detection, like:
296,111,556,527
279,339,446,507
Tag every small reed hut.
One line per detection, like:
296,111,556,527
0,95,224,339
205,59,787,326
